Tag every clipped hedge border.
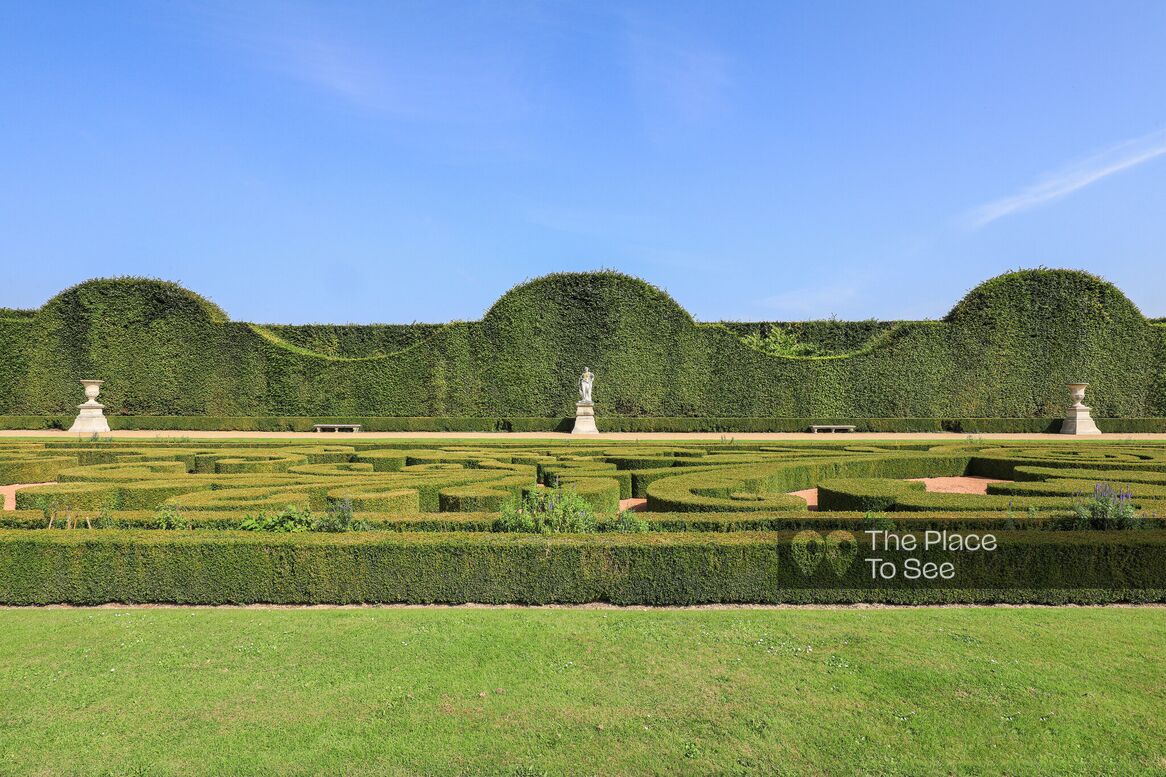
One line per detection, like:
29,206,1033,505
6,415,1166,433
1,529,1164,605
645,453,972,512
0,454,78,484
817,477,1166,515
14,508,1158,533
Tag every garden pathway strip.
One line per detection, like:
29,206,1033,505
6,429,1166,439
0,482,55,511
909,475,1009,493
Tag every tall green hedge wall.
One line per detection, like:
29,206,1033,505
1,270,1163,418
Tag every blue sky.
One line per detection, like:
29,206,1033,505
2,1,1165,323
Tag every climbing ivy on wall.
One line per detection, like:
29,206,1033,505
0,269,1161,419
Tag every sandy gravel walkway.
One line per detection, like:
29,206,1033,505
908,475,1008,493
2,430,1166,441
790,488,819,510
789,475,1010,510
0,482,55,511
5,601,1162,610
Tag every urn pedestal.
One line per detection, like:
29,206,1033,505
571,401,598,435
1060,383,1101,435
68,379,111,434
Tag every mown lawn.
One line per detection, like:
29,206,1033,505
1,607,1163,776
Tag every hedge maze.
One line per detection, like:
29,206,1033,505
2,438,1165,605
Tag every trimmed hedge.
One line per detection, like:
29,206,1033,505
645,453,972,512
13,508,1147,533
0,454,78,484
815,478,1114,513
13,415,1166,433
1,529,1163,605
3,269,1165,420
531,477,622,514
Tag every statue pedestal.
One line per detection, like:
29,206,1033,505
571,401,598,435
69,379,110,434
1060,405,1101,435
69,401,110,434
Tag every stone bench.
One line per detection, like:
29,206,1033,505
809,424,857,433
313,423,363,433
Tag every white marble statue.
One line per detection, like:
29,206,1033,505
572,367,598,434
579,367,594,404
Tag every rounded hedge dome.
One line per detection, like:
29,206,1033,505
944,268,1145,325
482,270,695,325
38,277,229,324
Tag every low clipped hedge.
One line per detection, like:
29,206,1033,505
817,479,927,512
0,416,72,430
0,510,502,532
1,529,1163,605
12,508,1153,533
0,454,78,484
817,477,1166,515
645,453,972,512
535,477,622,514
543,463,633,499
328,486,421,513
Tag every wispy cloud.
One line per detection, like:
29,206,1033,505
170,2,527,122
964,128,1166,229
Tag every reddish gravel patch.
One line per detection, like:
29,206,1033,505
788,475,1011,511
0,482,56,511
790,488,818,511
619,497,647,512
908,476,1009,494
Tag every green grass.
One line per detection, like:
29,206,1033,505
1,608,1164,776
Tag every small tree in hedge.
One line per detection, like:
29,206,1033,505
494,486,597,534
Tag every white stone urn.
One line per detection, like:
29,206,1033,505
1060,382,1100,435
80,379,104,406
68,379,111,433
1067,383,1088,409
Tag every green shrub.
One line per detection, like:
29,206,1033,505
740,327,826,357
1056,484,1145,530
494,487,598,534
238,502,370,533
313,499,371,533
608,510,650,533
238,506,315,533
152,504,192,530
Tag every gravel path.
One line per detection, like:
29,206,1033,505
2,430,1166,440
789,475,1011,510
0,482,54,511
